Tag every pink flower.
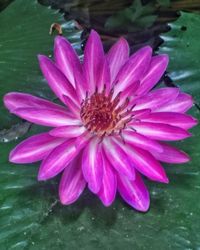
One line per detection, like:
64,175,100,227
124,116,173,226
4,30,197,212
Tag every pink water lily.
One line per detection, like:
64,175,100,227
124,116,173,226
4,30,197,212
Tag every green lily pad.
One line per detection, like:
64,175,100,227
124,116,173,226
0,3,200,250
160,11,200,102
0,0,82,129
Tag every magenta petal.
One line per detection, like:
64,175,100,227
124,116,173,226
3,92,67,112
141,112,198,129
38,139,81,181
12,108,81,127
9,133,65,163
59,155,86,205
157,93,194,113
151,142,190,164
123,130,163,153
115,139,168,183
103,137,135,180
106,37,129,84
134,87,179,111
54,36,81,88
38,55,78,105
82,138,103,193
97,57,111,93
98,156,117,206
130,121,191,141
83,30,104,93
136,54,169,95
49,125,85,138
114,46,152,94
117,172,150,212
62,95,80,117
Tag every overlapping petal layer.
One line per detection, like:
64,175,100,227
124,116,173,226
4,30,197,212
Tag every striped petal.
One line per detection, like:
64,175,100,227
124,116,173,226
136,54,169,95
59,155,86,205
106,37,129,84
38,55,78,105
83,30,104,93
115,139,168,183
130,121,191,141
156,93,194,113
3,92,67,112
9,133,65,163
141,112,198,129
12,108,81,127
54,35,81,88
103,137,135,180
98,156,117,206
38,139,81,181
114,46,152,94
151,142,190,163
82,137,103,193
49,125,85,138
117,172,150,212
123,130,163,153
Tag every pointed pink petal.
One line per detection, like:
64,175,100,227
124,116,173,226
9,133,65,163
3,92,67,112
130,121,191,141
119,80,140,104
156,93,194,113
49,125,85,138
54,36,81,88
98,156,117,206
131,109,151,119
82,138,103,193
141,112,198,129
114,46,152,94
59,154,86,205
151,142,190,164
117,172,150,212
103,137,135,180
83,30,104,93
136,54,169,95
38,139,81,181
106,37,129,84
62,95,80,117
38,55,79,105
115,139,168,183
97,57,111,93
11,108,81,127
123,130,163,153
134,87,179,111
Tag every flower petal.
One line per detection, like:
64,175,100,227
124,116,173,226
114,46,152,94
82,137,103,193
97,57,111,93
59,154,86,205
4,92,67,112
117,172,150,212
156,93,194,113
123,130,163,153
106,37,129,84
130,121,191,141
136,54,169,95
151,142,190,164
38,139,81,181
141,112,198,129
103,137,135,180
54,35,81,88
38,55,78,105
115,138,168,183
9,133,65,163
12,107,81,127
98,156,117,206
49,125,85,138
134,87,180,111
83,30,104,93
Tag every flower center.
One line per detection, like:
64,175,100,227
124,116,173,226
80,87,132,136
